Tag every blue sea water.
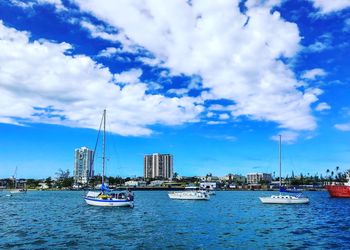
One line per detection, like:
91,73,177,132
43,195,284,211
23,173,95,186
1,190,350,249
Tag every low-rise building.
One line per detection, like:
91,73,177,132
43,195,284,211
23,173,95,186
221,174,246,184
38,182,49,190
125,180,147,187
247,172,272,184
149,180,165,186
200,182,217,190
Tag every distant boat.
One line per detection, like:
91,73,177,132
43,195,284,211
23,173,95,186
168,190,210,200
259,135,309,204
9,166,27,195
185,185,216,195
84,110,134,207
325,173,350,198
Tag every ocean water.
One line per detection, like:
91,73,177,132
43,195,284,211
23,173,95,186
1,190,350,249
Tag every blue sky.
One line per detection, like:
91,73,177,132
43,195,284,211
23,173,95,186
0,0,350,179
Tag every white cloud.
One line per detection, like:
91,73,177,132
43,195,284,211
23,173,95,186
98,47,119,57
74,0,319,132
219,113,230,120
335,123,350,131
37,0,66,10
206,112,215,118
301,68,327,80
344,18,350,32
207,121,227,125
167,88,189,96
315,102,331,111
0,21,203,136
271,131,299,144
10,0,67,11
310,0,350,14
114,69,143,84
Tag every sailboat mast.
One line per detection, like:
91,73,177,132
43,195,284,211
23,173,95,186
102,109,106,185
279,135,282,187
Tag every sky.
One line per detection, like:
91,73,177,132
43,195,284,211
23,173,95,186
0,0,350,179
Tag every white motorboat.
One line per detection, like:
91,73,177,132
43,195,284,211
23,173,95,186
259,135,309,204
84,110,134,208
168,190,210,200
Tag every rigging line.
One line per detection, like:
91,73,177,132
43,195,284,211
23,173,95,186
106,117,123,174
91,111,104,169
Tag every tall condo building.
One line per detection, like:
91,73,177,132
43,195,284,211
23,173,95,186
74,147,94,184
144,153,173,179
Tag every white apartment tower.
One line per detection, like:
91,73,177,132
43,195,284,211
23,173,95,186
144,153,173,179
74,147,94,184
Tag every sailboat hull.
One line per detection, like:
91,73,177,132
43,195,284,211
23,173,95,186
259,196,309,204
84,197,134,207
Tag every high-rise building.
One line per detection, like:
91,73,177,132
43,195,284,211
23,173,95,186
74,147,94,184
144,153,173,179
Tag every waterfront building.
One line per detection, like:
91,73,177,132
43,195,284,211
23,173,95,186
125,180,147,187
247,173,272,184
149,180,165,186
200,173,220,182
221,174,247,184
74,146,94,185
200,182,217,190
144,153,173,179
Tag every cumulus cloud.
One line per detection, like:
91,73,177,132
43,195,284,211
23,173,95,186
114,69,143,85
74,0,320,132
301,68,327,80
0,21,203,136
315,102,331,111
310,0,350,14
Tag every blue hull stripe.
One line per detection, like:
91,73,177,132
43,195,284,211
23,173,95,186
84,197,131,203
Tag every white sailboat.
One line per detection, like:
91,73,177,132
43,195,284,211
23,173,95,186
84,110,134,207
259,135,309,204
9,166,27,195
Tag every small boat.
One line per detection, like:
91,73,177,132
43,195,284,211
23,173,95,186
259,188,309,204
10,189,27,194
84,110,134,207
85,188,134,207
325,173,350,198
185,185,215,195
168,190,210,200
259,135,309,204
9,167,27,195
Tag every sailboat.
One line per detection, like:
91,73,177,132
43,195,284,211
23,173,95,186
9,166,27,195
259,135,309,204
84,110,134,207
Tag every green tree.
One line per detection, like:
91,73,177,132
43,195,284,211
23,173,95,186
55,169,72,189
45,177,52,188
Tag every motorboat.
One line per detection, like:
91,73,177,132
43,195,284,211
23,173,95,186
168,190,210,200
325,173,350,198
